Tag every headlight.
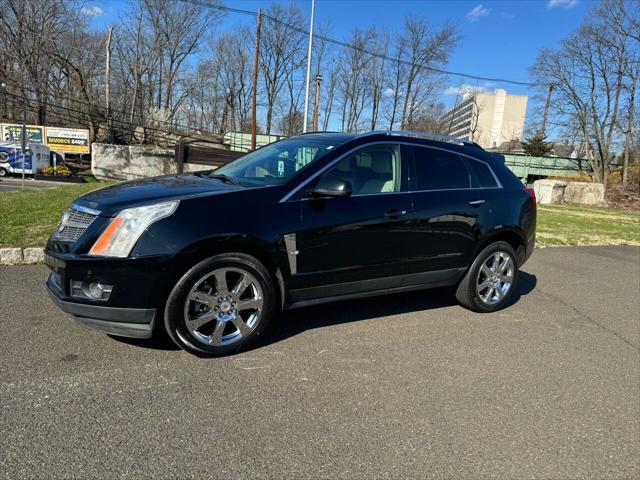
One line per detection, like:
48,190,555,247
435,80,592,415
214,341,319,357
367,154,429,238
88,201,179,257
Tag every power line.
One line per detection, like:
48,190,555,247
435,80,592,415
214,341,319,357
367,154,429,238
1,77,219,137
3,92,216,143
180,0,539,87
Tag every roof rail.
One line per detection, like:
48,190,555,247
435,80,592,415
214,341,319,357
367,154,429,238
357,130,483,149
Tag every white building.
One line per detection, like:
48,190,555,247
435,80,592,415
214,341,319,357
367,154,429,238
441,89,528,149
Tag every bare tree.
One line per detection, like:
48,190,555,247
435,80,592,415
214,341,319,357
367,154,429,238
259,3,304,135
384,35,407,130
595,0,639,186
337,29,375,132
368,30,388,131
140,0,220,124
531,8,634,189
399,17,459,129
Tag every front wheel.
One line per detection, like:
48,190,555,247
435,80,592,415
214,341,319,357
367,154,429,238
456,241,518,313
0,167,7,177
164,253,277,356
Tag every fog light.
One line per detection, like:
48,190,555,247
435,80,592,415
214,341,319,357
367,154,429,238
71,280,113,301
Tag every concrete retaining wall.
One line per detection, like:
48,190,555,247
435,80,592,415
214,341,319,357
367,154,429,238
92,143,203,180
533,180,568,205
533,179,605,206
563,182,605,206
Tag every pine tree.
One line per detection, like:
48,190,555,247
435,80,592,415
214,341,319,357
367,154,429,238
522,133,554,157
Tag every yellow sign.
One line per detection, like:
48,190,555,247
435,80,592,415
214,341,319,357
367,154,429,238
44,127,90,154
0,123,90,154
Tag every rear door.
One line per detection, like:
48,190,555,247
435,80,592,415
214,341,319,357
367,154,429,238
405,144,493,273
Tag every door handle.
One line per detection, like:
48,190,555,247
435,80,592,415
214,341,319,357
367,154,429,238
468,199,485,206
385,209,408,218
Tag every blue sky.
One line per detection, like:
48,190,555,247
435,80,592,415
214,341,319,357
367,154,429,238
83,0,596,123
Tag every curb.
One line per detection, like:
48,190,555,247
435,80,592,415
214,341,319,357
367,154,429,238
0,247,45,265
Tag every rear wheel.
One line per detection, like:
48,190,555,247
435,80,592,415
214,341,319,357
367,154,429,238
164,253,276,356
456,241,518,313
0,167,7,177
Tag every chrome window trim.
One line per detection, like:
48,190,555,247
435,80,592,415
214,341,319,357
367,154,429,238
280,140,502,203
409,143,503,189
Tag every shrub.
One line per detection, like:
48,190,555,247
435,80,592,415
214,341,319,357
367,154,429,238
41,165,72,176
607,170,622,184
547,172,593,183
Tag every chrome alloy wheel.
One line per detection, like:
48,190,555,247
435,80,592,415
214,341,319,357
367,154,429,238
476,251,514,306
184,267,264,347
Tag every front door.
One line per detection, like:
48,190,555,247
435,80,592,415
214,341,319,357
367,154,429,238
286,143,413,295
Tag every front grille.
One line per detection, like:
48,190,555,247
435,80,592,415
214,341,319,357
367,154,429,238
54,207,98,243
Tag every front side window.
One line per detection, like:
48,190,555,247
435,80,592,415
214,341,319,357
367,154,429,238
215,137,346,187
412,146,470,190
320,144,402,195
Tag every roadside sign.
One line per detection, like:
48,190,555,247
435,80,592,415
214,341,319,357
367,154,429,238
44,127,90,154
2,124,44,144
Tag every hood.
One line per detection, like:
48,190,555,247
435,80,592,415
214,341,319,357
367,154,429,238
74,173,244,215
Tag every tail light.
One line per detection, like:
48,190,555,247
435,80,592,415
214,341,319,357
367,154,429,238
524,187,536,210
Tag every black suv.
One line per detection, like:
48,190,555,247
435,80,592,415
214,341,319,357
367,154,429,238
45,131,536,356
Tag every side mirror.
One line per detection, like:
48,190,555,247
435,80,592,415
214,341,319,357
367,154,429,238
307,174,353,198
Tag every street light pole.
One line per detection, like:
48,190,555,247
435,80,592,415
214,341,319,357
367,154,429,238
302,0,315,133
313,74,322,132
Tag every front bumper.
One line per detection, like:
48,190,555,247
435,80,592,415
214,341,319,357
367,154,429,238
43,250,176,339
47,273,156,338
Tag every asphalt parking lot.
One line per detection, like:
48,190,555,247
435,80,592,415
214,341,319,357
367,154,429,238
1,245,638,479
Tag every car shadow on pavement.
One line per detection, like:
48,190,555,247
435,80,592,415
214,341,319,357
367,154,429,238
255,270,537,349
112,271,536,352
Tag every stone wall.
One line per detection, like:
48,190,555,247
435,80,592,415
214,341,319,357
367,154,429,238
92,143,203,180
533,179,604,206
563,182,605,206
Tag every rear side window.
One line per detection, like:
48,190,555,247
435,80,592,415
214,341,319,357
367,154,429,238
411,146,470,190
467,159,498,188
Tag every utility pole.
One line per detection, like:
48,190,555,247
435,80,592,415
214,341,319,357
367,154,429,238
20,123,26,190
312,74,322,132
302,0,316,133
250,10,262,151
0,81,6,120
539,83,554,137
105,26,113,143
622,72,636,187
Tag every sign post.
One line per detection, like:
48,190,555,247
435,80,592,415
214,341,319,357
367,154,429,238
20,123,26,190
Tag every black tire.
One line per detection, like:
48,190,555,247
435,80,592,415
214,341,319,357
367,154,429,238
455,241,519,313
0,152,8,163
164,253,277,356
0,167,7,177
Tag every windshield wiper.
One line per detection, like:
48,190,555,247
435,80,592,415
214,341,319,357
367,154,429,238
208,173,240,185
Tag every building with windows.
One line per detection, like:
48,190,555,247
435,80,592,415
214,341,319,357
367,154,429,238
441,89,528,149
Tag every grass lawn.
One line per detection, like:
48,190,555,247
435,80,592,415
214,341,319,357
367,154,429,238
1,181,639,248
537,203,640,246
0,182,113,248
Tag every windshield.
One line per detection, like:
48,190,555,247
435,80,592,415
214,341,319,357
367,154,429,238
214,137,345,187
